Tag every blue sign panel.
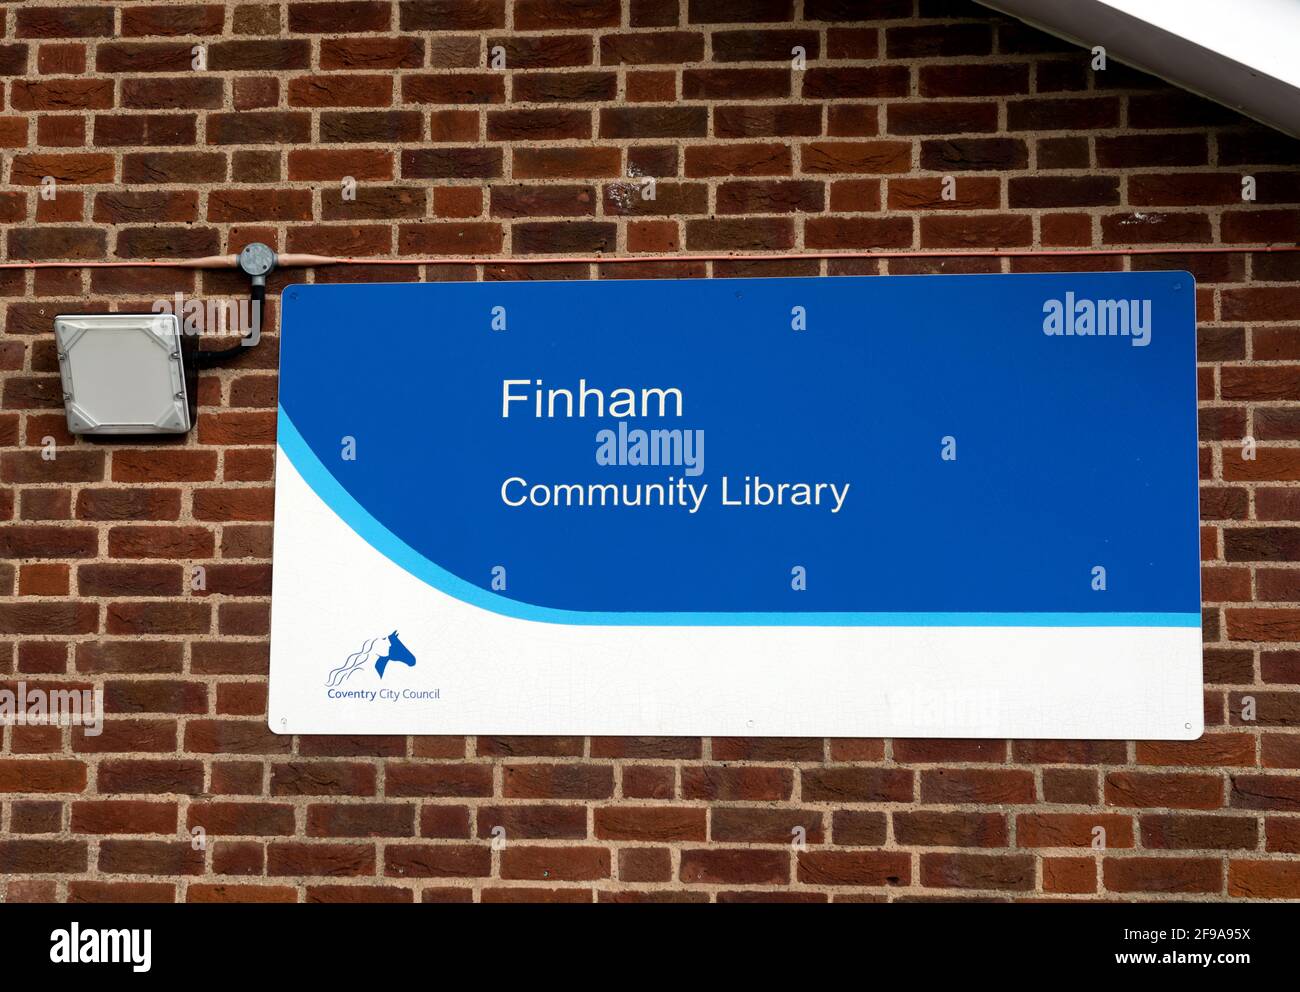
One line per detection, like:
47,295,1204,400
270,272,1202,739
277,273,1199,627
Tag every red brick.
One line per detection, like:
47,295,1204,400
803,66,909,99
888,101,999,135
595,806,706,841
802,767,914,803
10,153,113,184
512,71,617,103
1105,772,1224,810
70,800,176,835
1008,97,1120,131
289,74,394,108
307,803,414,838
0,840,88,873
121,4,225,36
17,7,114,37
620,847,671,882
403,73,504,105
680,848,788,884
714,807,824,844
207,112,312,146
1104,857,1222,894
513,147,620,179
799,850,910,887
685,143,791,177
681,765,792,801
921,214,1034,248
685,217,794,251
501,845,611,881
0,759,88,793
384,843,489,878
402,147,503,181
713,104,822,138
515,0,619,30
684,68,790,100
68,881,175,902
503,763,613,799
1228,861,1300,898
1043,856,1097,894
1141,814,1258,851
802,141,911,174
10,79,113,111
921,852,1034,890
894,811,1006,847
805,216,914,249
920,769,1035,804
921,63,1029,97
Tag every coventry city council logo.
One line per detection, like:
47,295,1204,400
324,630,417,687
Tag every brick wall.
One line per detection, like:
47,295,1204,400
0,0,1298,904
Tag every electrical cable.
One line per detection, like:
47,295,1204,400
15,241,1300,370
0,243,1297,272
196,280,264,368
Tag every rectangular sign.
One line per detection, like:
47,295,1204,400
269,272,1202,738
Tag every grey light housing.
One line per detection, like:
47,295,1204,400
54,312,197,435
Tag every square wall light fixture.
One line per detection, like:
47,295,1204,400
54,312,197,435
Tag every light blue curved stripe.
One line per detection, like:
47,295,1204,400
277,408,1200,629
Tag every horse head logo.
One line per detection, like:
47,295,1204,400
325,630,417,687
374,630,416,678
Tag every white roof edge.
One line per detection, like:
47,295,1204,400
976,0,1300,138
